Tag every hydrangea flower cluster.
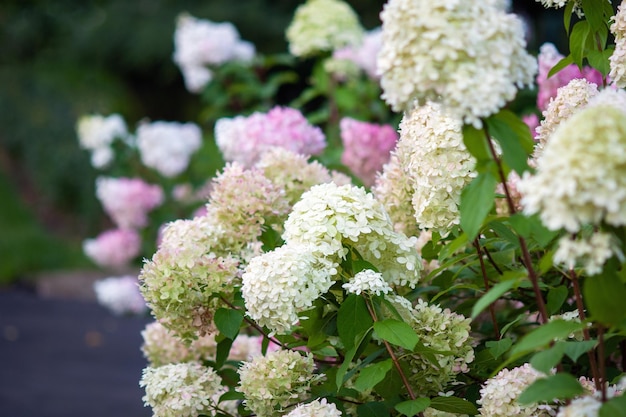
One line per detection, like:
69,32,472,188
95,176,164,229
285,0,363,58
140,361,225,417
93,275,147,316
326,28,382,81
536,0,583,17
237,350,324,417
139,216,241,340
339,117,398,187
520,104,626,232
403,299,474,395
377,0,536,126
610,2,626,88
241,244,339,334
173,13,255,93
141,321,218,367
477,363,556,416
283,182,422,288
556,396,601,417
553,232,617,276
136,121,202,177
284,398,342,417
394,102,476,235
215,106,326,168
342,269,392,296
76,113,128,168
536,43,603,112
83,228,141,269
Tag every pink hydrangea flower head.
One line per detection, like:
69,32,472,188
83,228,141,269
339,117,398,187
536,43,604,111
215,106,326,167
523,113,540,139
329,27,383,80
96,177,164,229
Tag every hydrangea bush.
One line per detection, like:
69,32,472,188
77,0,626,416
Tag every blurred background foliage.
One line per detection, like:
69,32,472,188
0,0,559,283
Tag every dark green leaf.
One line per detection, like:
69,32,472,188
395,398,431,417
357,402,389,417
460,172,496,241
462,124,491,163
337,294,373,350
570,21,591,68
530,342,566,374
471,274,522,319
511,320,587,357
548,55,574,78
373,319,419,351
219,391,245,402
564,0,575,34
599,394,626,417
564,340,597,362
583,270,626,325
518,374,584,404
582,0,607,32
587,48,614,77
486,110,534,175
215,337,234,369
354,359,393,391
429,396,478,415
486,338,513,359
214,308,244,340
547,285,569,315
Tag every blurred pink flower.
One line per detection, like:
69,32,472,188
522,113,540,139
339,117,398,186
536,43,604,111
96,177,164,229
83,229,141,269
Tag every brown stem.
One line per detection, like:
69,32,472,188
483,124,549,324
474,239,501,339
598,325,607,402
570,270,601,391
483,245,504,275
364,297,417,401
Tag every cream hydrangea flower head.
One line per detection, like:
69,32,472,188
237,350,324,417
377,0,536,127
141,321,218,367
241,244,338,335
342,269,392,296
286,0,364,58
610,1,626,88
556,396,601,417
395,102,476,235
283,182,422,289
553,232,617,276
284,398,343,417
520,104,626,233
140,361,226,417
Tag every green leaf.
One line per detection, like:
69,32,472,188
583,270,626,325
582,0,607,32
215,337,234,369
486,338,513,359
429,396,478,415
548,55,574,78
487,110,535,175
373,319,419,351
395,398,431,417
214,308,244,340
564,340,597,362
460,172,496,241
530,342,566,374
518,374,584,404
357,402,389,417
564,0,575,34
599,394,626,417
511,320,587,357
570,20,591,68
354,359,393,391
471,275,521,319
219,391,245,402
547,285,569,315
462,124,491,163
587,48,614,76
337,294,374,350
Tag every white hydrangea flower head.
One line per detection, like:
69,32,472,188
556,396,601,417
284,398,343,417
139,216,240,340
141,321,218,367
342,269,392,296
241,244,338,335
610,1,626,88
586,87,626,111
237,350,324,417
286,0,364,58
93,275,147,316
395,102,476,235
377,0,536,127
553,232,617,276
477,363,557,417
373,152,421,237
534,78,599,158
76,114,129,168
255,147,333,206
283,182,422,289
404,299,474,395
520,105,626,233
136,121,202,177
